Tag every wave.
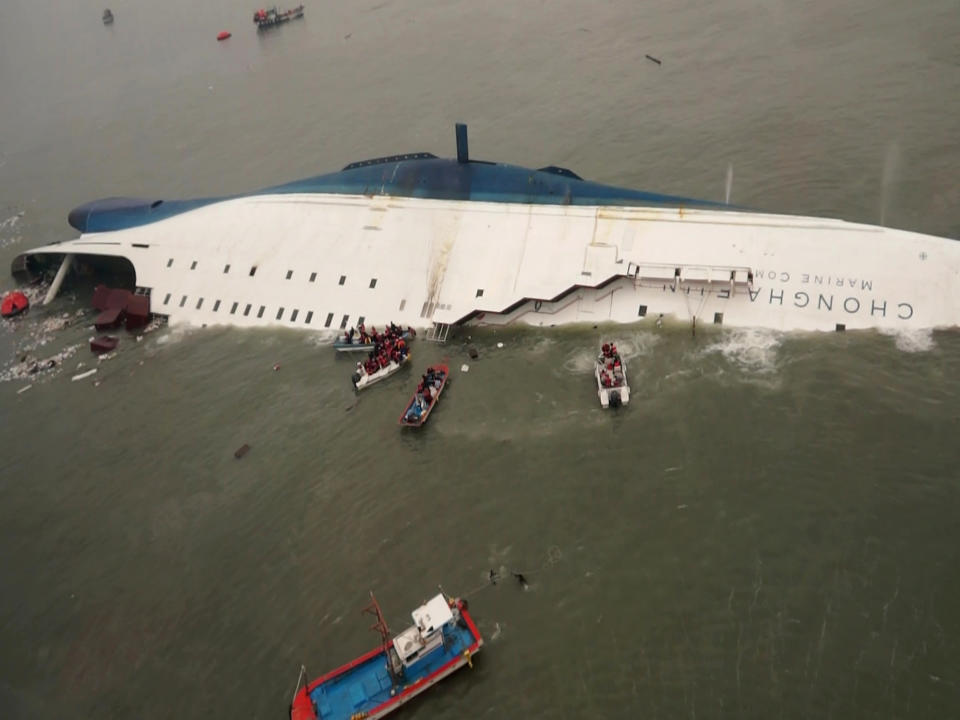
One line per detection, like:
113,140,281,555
879,327,935,353
700,327,783,373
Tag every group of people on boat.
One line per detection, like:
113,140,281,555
598,342,625,388
353,323,410,377
405,366,445,422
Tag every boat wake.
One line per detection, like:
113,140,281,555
561,331,659,375
699,328,783,374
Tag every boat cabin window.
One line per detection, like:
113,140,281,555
196,298,203,310
476,288,484,298
257,306,265,318
166,258,173,268
305,311,313,324
339,314,349,329
309,272,317,283
249,266,257,277
276,307,285,320
223,264,231,274
163,293,171,305
637,304,647,317
369,278,377,289
230,302,239,314
244,304,252,316
213,300,221,312
286,270,293,280
338,275,346,286
324,313,334,328
290,309,299,322
179,295,187,307
190,261,197,270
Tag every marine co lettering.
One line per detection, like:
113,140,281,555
798,273,873,291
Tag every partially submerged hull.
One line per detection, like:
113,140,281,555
13,126,959,336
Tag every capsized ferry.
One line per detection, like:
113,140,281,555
290,592,482,720
12,125,960,336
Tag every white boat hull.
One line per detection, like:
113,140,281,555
353,355,409,391
19,192,960,334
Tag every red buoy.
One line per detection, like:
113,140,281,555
1,291,29,318
217,31,232,41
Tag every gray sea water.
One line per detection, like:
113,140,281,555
2,0,960,717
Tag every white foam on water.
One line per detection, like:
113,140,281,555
152,323,197,347
613,331,661,360
879,327,935,353
562,348,597,375
700,328,783,374
562,332,660,375
0,211,23,231
304,330,337,348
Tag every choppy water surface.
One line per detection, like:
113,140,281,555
2,0,960,717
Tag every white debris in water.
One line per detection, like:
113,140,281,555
71,368,97,382
17,384,32,394
497,342,504,348
0,343,80,383
460,364,469,372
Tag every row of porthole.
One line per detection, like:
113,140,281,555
164,258,377,289
161,292,354,329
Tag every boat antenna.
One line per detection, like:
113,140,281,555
362,592,398,683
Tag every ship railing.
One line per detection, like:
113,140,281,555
424,322,451,343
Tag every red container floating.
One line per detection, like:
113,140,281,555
1,291,29,318
91,336,119,354
217,31,231,41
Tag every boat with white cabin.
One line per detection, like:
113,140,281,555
290,591,482,720
12,124,960,338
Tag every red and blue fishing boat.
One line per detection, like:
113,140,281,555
399,364,448,427
290,591,482,720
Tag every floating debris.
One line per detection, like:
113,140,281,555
468,345,479,359
71,368,97,382
496,342,504,349
234,443,251,459
461,364,469,372
17,384,32,394
645,54,662,65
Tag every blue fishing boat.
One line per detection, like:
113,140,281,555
290,592,482,720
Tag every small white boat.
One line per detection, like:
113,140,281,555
595,343,629,408
352,354,410,391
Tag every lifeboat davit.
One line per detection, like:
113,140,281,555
217,30,232,41
1,291,29,318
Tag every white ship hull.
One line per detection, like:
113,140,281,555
19,191,959,334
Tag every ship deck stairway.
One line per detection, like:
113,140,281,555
424,322,451,343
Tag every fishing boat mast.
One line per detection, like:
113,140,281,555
362,592,399,684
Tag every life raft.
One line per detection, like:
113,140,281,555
1,291,29,318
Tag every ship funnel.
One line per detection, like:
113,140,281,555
455,123,469,163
